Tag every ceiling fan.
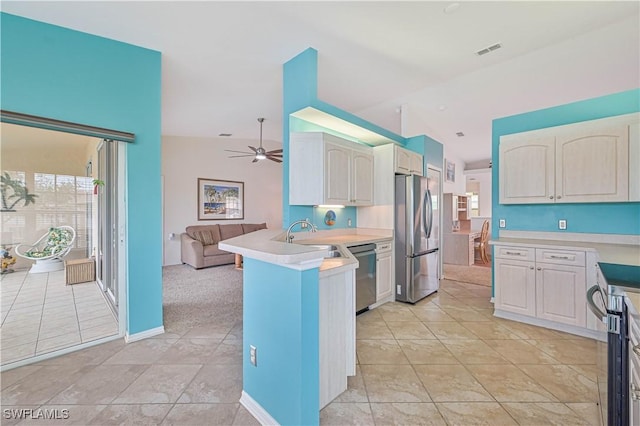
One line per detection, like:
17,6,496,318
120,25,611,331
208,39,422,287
225,118,283,163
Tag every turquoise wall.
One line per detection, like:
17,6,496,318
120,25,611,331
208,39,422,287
1,13,163,334
282,48,442,231
242,258,319,425
492,89,640,240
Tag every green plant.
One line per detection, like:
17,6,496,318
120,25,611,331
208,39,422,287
92,179,105,187
0,172,38,212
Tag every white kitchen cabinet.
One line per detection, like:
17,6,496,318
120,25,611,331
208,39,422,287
556,126,628,203
499,113,638,204
494,257,536,317
290,132,374,206
394,145,423,176
494,244,588,330
535,262,586,327
376,241,393,302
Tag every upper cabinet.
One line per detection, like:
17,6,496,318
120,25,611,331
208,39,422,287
394,145,423,176
499,113,639,204
290,132,374,206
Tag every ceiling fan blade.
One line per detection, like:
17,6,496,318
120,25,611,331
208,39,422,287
267,149,283,154
228,154,256,158
267,153,283,158
252,158,259,163
267,157,282,163
225,149,252,154
248,146,258,153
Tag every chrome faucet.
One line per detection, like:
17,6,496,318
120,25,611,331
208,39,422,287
286,219,317,243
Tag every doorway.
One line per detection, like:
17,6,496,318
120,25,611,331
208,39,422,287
0,122,125,369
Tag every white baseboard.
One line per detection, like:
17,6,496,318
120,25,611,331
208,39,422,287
125,325,165,343
494,309,607,342
240,391,279,426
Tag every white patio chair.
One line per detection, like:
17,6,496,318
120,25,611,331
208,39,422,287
15,226,76,273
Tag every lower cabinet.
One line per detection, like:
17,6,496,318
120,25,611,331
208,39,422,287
494,245,587,329
494,258,536,317
376,242,393,302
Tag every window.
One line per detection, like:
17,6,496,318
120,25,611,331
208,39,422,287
466,191,480,217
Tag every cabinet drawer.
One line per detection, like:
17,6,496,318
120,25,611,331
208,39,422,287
376,241,392,253
535,248,585,266
494,245,535,261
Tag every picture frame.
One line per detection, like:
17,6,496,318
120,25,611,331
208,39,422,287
197,178,244,220
445,159,456,183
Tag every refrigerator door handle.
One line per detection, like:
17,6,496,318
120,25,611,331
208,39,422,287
423,189,433,239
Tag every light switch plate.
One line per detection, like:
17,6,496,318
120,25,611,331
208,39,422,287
499,219,506,228
559,219,567,230
250,345,257,366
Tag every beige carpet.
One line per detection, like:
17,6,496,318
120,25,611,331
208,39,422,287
162,264,242,334
443,263,492,287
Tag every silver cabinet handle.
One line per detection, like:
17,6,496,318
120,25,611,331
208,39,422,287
529,266,534,270
550,255,571,260
633,345,640,357
537,267,542,271
505,251,521,256
549,196,554,199
557,196,562,199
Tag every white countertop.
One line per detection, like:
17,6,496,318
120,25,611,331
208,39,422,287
219,228,393,275
491,237,640,267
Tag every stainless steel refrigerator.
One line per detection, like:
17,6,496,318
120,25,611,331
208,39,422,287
395,169,440,303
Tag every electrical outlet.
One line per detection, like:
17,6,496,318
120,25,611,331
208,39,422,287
397,285,401,295
301,218,308,229
250,345,257,366
559,219,567,230
347,218,352,227
499,219,506,228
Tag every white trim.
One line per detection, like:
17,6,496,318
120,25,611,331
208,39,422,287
118,141,128,337
240,391,279,426
125,325,165,343
494,309,607,342
499,230,640,246
0,334,123,372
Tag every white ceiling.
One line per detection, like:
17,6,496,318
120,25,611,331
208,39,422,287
3,1,639,165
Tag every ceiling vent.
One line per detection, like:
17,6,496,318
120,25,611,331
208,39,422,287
219,133,232,137
475,43,502,56
456,131,465,137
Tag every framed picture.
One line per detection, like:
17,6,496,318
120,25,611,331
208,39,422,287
197,178,244,220
445,159,456,183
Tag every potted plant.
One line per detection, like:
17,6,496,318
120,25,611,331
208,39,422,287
0,172,38,212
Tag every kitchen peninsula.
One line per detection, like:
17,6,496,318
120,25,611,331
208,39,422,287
219,227,392,425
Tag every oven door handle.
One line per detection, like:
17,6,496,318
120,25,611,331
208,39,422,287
587,284,607,323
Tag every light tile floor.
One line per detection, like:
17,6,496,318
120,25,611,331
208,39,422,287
1,269,118,366
0,278,601,425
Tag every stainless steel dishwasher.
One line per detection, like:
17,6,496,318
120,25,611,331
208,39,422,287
348,243,377,314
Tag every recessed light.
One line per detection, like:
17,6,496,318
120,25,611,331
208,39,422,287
438,105,447,111
219,133,232,137
475,43,503,56
456,132,464,137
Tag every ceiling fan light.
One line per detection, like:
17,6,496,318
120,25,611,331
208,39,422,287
255,153,266,160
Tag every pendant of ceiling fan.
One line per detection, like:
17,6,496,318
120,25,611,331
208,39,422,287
225,118,283,163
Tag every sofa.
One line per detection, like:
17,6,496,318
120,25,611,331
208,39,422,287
181,223,267,269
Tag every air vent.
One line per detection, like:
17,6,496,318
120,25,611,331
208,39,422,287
456,132,465,137
219,133,232,137
475,43,502,56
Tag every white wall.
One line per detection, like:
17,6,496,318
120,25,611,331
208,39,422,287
162,135,283,266
464,168,492,217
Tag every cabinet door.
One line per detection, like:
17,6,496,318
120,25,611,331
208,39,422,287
494,258,536,316
410,152,423,176
395,146,411,174
535,263,586,327
499,136,555,204
351,151,374,205
324,143,351,205
556,125,629,203
376,251,393,301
